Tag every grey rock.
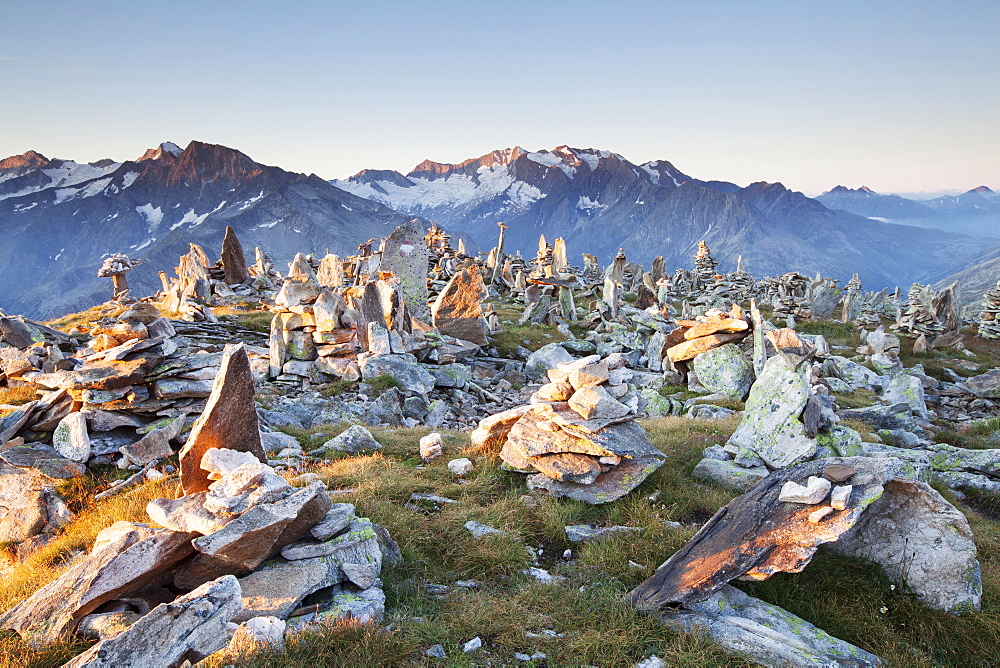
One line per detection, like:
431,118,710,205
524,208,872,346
0,460,71,543
686,404,735,421
465,520,504,538
829,477,981,613
430,362,472,388
881,370,928,419
321,425,382,454
691,344,754,399
0,522,198,646
359,353,434,395
726,356,815,470
63,574,242,668
310,503,357,540
691,458,768,492
664,584,881,667
564,525,644,542
52,412,91,462
524,343,573,381
234,558,330,622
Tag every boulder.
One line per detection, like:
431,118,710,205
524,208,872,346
0,522,198,646
234,559,331,622
666,332,747,363
430,362,472,388
220,225,250,285
431,264,489,345
320,425,382,454
63,575,242,668
526,453,665,504
524,344,573,381
881,370,928,419
663,584,881,667
1,445,87,479
691,344,754,399
52,412,91,462
691,458,768,491
380,219,431,321
765,328,815,370
626,456,980,615
469,405,533,452
358,353,434,395
178,344,266,495
725,356,815,470
567,385,630,420
964,368,1000,398
0,460,71,543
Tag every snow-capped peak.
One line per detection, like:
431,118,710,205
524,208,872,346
137,142,184,162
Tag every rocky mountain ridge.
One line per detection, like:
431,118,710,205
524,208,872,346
334,146,992,292
0,141,421,319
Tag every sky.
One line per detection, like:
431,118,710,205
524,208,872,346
1,0,997,197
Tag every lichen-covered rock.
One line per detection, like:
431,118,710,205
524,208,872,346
725,356,815,469
359,353,434,395
320,425,382,454
525,344,574,381
430,363,472,388
691,344,754,399
691,458,767,491
63,575,242,667
663,584,882,667
881,370,928,420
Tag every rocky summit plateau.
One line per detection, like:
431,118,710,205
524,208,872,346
2,169,1000,666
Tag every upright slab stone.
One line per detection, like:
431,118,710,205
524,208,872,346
726,355,815,469
179,344,266,495
219,225,250,285
380,219,430,321
432,263,489,345
316,253,344,288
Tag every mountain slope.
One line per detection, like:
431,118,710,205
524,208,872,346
815,185,941,222
335,146,992,290
0,141,419,318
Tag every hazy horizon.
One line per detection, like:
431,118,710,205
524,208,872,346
2,0,998,195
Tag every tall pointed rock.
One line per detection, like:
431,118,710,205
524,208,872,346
178,344,266,494
219,226,249,285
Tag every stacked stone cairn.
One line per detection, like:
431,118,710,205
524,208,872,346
841,273,863,322
479,353,665,504
978,280,1000,339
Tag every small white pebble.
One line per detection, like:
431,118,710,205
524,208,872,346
462,636,483,652
808,506,835,523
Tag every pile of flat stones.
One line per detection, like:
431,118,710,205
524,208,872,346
480,353,666,504
0,445,400,665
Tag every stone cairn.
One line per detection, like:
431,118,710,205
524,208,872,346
477,352,665,504
978,280,1000,339
0,345,400,659
97,254,141,301
841,273,862,322
693,240,718,289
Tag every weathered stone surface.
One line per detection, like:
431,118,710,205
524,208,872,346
321,425,382,454
1,446,87,479
234,558,330,622
202,461,291,516
680,314,749,339
430,362,472,388
220,225,250,285
0,460,71,543
174,482,331,589
51,412,91,462
152,377,214,399
419,432,444,460
524,343,573,381
431,264,489,345
626,456,967,613
564,525,644,542
526,453,665,504
146,492,230,535
831,356,883,391
0,522,197,646
778,476,831,504
381,219,431,321
568,385,630,420
469,405,532,452
178,344,266,495
567,362,610,389
310,503,356,541
964,368,1000,398
529,452,603,484
725,356,815,470
691,344,754,399
359,353,434,395
63,574,242,668
447,457,474,476
691,458,768,492
119,415,185,465
666,332,746,363
663,585,881,667
882,370,928,419
765,328,815,370
828,478,981,613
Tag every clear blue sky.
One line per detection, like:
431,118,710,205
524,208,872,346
1,0,997,196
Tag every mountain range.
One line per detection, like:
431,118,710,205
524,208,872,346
334,146,992,292
0,140,996,319
0,141,419,318
816,185,1000,237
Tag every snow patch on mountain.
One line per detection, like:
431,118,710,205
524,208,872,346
577,196,606,212
53,177,112,204
135,203,164,228
170,208,211,231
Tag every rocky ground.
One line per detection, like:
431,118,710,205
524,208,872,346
2,230,1000,666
